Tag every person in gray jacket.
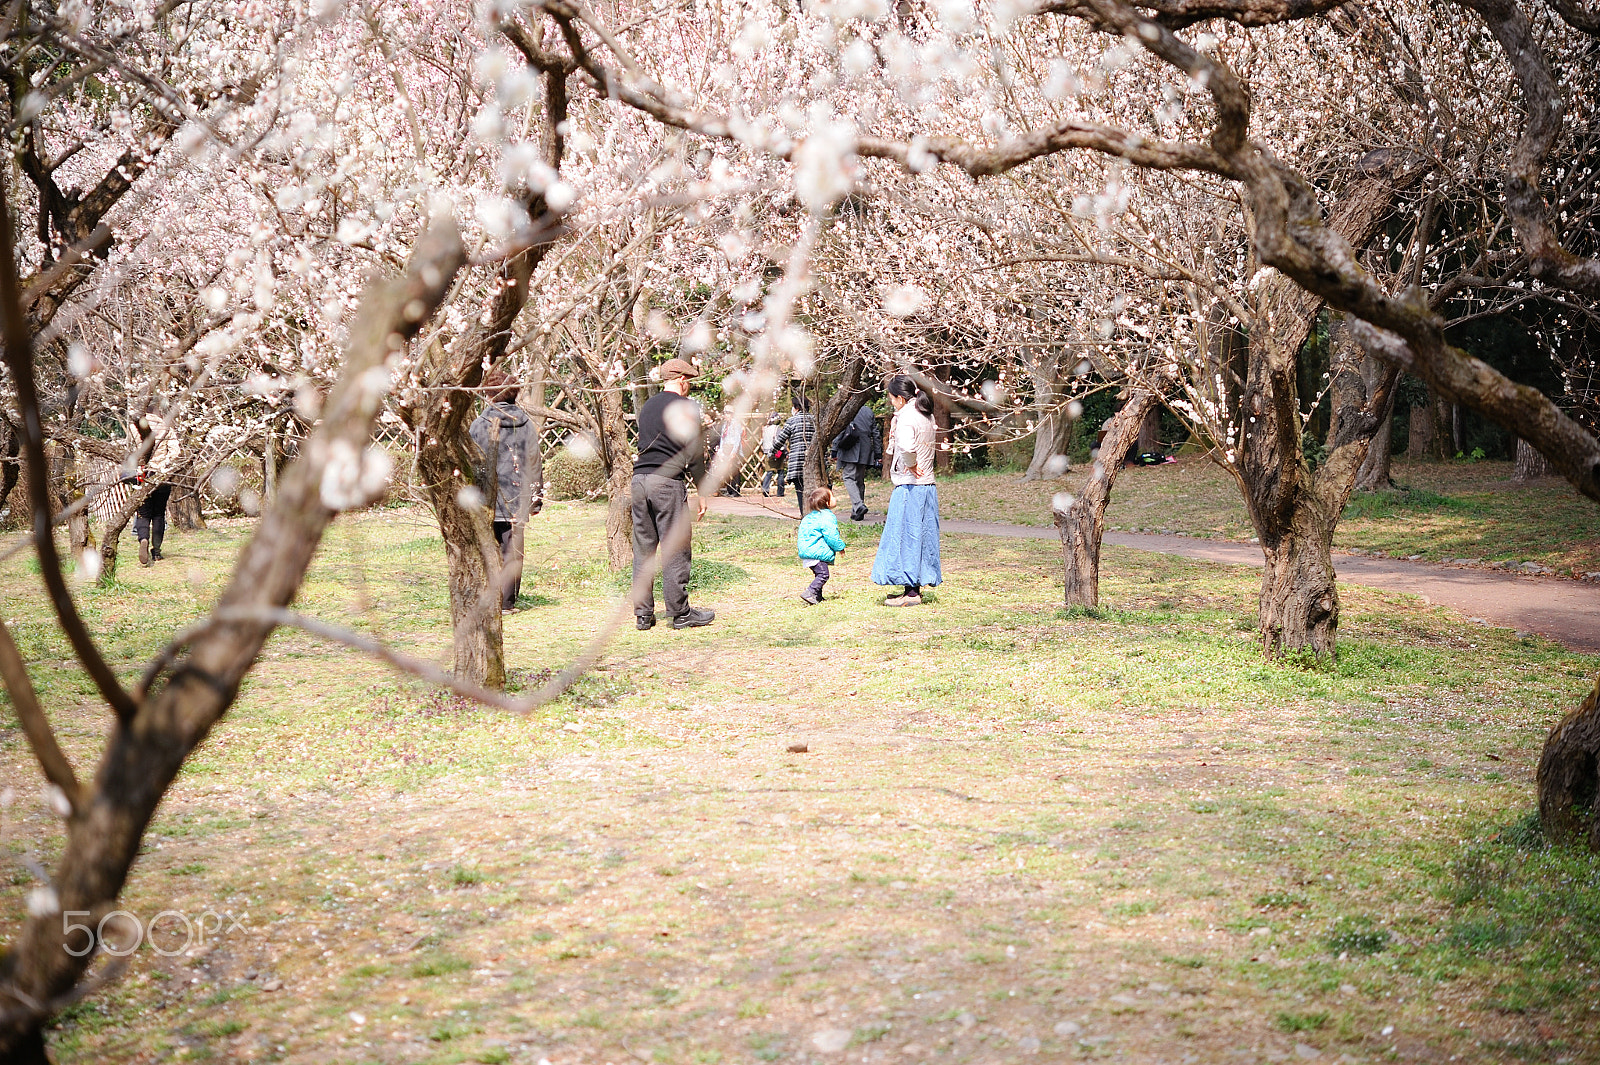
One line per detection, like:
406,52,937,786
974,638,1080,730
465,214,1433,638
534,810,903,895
831,401,878,522
470,370,541,612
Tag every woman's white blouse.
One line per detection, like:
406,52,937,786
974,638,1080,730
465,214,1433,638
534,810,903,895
890,407,938,486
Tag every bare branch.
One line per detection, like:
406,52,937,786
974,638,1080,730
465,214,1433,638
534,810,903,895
0,618,83,806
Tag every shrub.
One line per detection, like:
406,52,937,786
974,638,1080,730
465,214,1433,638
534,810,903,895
545,448,607,499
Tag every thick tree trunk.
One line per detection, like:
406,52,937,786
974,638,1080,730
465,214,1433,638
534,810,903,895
418,446,507,689
1512,437,1552,483
1406,401,1433,460
1057,390,1157,609
1257,517,1340,658
1135,404,1162,455
169,482,205,530
931,366,954,473
1536,676,1600,850
1238,311,1397,659
804,357,870,513
1351,365,1396,492
1021,356,1074,481
1022,389,1076,481
1407,388,1452,461
0,413,19,525
593,386,633,569
60,448,93,563
97,480,156,584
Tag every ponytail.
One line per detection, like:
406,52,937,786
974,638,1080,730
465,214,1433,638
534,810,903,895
886,375,934,417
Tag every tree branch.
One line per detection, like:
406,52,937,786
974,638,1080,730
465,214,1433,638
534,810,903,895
0,617,83,807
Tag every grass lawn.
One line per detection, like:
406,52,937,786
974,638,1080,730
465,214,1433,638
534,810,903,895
3,501,1599,1064
936,457,1600,575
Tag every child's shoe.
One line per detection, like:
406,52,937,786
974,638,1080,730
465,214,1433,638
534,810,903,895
800,592,819,606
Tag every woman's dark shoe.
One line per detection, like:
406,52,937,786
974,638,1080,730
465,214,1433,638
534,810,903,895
636,615,656,630
672,607,715,629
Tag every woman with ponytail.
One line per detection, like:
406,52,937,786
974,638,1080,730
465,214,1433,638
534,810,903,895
870,375,942,606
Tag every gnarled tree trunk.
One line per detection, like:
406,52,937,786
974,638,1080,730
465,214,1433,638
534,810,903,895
1057,389,1158,609
417,437,506,688
803,355,870,514
1240,312,1397,659
1537,675,1600,850
1256,510,1341,658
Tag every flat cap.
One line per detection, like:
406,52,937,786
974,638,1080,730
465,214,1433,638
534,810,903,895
659,357,701,380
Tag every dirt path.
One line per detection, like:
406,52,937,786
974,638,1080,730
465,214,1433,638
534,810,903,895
707,496,1600,654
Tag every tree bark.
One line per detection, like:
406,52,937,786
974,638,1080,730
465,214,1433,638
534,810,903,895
1238,310,1397,659
1135,404,1162,455
803,356,870,513
169,482,205,530
598,386,634,569
1512,436,1552,482
0,413,19,525
1021,354,1075,481
1057,389,1158,609
1022,406,1075,480
1351,371,1395,492
1536,675,1600,850
1256,510,1340,658
96,479,157,584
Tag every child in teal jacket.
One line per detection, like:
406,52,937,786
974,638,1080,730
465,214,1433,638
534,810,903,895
797,486,847,605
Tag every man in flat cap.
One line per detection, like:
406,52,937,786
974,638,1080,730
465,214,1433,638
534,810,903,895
631,358,715,630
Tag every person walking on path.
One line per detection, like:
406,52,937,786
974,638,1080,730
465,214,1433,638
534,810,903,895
714,408,746,497
470,370,540,613
831,401,877,521
130,408,180,566
760,413,785,496
133,481,173,565
796,486,847,605
631,358,716,630
772,400,817,508
870,376,941,606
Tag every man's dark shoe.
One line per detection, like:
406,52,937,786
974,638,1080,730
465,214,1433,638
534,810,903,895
150,548,164,561
138,539,151,567
851,507,867,522
671,607,715,629
636,615,655,630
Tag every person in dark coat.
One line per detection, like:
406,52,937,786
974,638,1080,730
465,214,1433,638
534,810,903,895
469,370,540,612
771,400,817,509
831,401,878,522
631,358,715,630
